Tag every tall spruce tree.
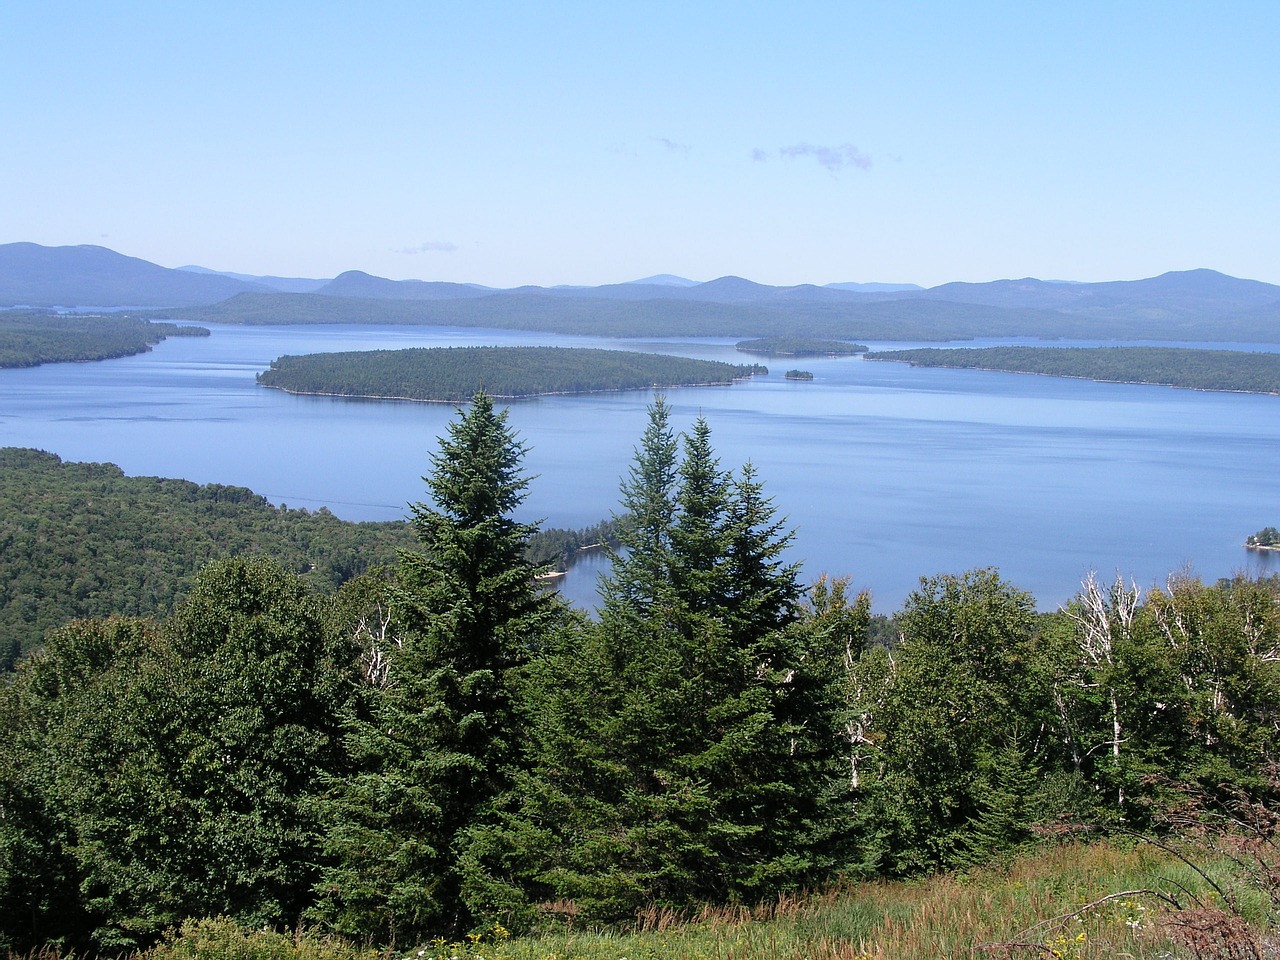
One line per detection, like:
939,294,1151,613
463,401,851,925
315,391,557,942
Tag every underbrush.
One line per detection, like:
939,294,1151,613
13,840,1274,960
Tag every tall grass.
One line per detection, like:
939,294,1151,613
13,841,1270,960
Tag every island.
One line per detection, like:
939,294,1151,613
0,312,209,368
784,369,814,380
736,337,868,357
864,345,1280,395
256,345,767,402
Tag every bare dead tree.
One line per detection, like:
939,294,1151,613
1062,572,1141,809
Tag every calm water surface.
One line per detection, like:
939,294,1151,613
3,323,1277,613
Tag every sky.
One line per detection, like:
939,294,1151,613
3,2,1277,288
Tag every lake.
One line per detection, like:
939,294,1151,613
3,322,1277,614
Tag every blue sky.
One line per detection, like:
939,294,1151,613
3,2,1277,287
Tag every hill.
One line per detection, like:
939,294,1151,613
8,242,1280,341
0,243,264,307
0,448,419,668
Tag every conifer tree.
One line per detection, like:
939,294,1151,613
316,391,557,941
466,401,851,924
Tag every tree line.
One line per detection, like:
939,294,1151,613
0,312,208,368
1,393,1277,955
866,345,1280,395
257,346,767,402
148,288,1280,343
734,337,867,357
0,448,609,670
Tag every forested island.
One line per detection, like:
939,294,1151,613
0,448,613,669
784,369,814,380
2,394,1278,960
0,312,208,367
256,345,766,401
735,336,867,357
865,344,1280,394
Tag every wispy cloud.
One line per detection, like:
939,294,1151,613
653,136,693,157
754,142,872,174
399,241,459,254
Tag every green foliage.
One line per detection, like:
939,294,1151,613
783,369,813,380
867,345,1280,394
0,311,207,367
0,448,418,667
857,569,1046,874
466,402,853,925
314,392,560,943
257,346,765,402
0,558,354,953
1246,526,1280,547
522,517,619,571
736,337,867,356
5,401,1280,953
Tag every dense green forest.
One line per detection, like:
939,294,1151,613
866,345,1280,394
257,346,766,401
784,369,814,380
735,337,867,357
0,448,609,669
0,449,416,668
0,312,208,367
2,396,1277,957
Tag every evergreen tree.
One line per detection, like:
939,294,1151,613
466,402,851,925
602,395,681,615
315,391,558,942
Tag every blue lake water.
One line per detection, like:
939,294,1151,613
2,323,1277,614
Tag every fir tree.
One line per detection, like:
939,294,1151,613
467,402,851,924
315,391,558,941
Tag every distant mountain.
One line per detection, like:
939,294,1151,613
177,265,330,294
825,281,924,293
5,242,1277,341
315,270,495,301
628,274,699,287
913,269,1280,322
0,243,265,307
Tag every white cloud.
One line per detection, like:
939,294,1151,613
758,142,872,173
399,241,459,254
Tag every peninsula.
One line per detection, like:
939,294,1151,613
865,345,1280,395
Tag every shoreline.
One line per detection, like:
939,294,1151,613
257,374,763,404
862,356,1280,397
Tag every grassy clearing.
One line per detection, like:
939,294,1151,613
17,841,1270,960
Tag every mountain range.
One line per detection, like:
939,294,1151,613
2,242,1278,342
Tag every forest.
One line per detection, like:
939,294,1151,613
734,337,867,357
256,346,766,401
145,287,1280,343
2,393,1277,959
0,448,608,670
866,345,1280,395
0,313,208,367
